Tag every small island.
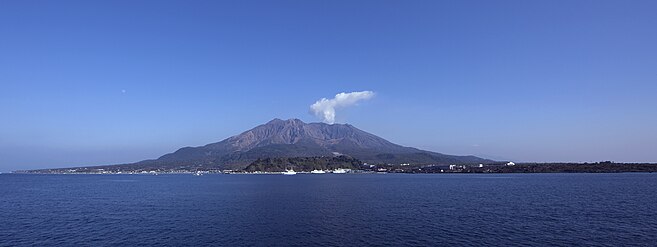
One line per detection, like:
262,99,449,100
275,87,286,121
11,119,657,175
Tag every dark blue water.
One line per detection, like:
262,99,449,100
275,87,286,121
1,173,656,246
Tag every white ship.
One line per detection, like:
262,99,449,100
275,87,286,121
310,170,326,174
332,168,347,174
282,169,297,175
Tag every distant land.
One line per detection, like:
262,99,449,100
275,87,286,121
19,118,491,173
16,119,657,174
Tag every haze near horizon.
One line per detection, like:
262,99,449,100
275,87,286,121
1,0,657,172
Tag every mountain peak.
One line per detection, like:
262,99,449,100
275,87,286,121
266,118,305,125
266,118,283,124
154,118,492,169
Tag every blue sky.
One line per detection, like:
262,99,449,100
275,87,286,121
1,0,656,172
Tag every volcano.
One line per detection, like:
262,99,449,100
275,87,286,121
126,118,492,170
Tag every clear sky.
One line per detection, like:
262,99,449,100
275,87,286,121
1,0,657,172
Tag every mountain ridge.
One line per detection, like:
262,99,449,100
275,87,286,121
133,118,492,170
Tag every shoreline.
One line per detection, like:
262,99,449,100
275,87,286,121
13,162,657,175
8,171,657,175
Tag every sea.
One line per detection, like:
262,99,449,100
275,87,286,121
1,173,656,246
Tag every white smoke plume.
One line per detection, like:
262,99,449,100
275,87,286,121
310,91,375,124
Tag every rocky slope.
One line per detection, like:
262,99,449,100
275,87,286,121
131,118,492,170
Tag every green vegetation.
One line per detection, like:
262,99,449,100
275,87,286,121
244,156,362,172
481,162,657,173
370,161,657,173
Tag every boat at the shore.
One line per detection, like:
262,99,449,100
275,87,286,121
282,169,297,175
332,168,347,174
310,170,326,174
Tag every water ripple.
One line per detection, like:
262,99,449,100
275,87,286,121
1,173,657,246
